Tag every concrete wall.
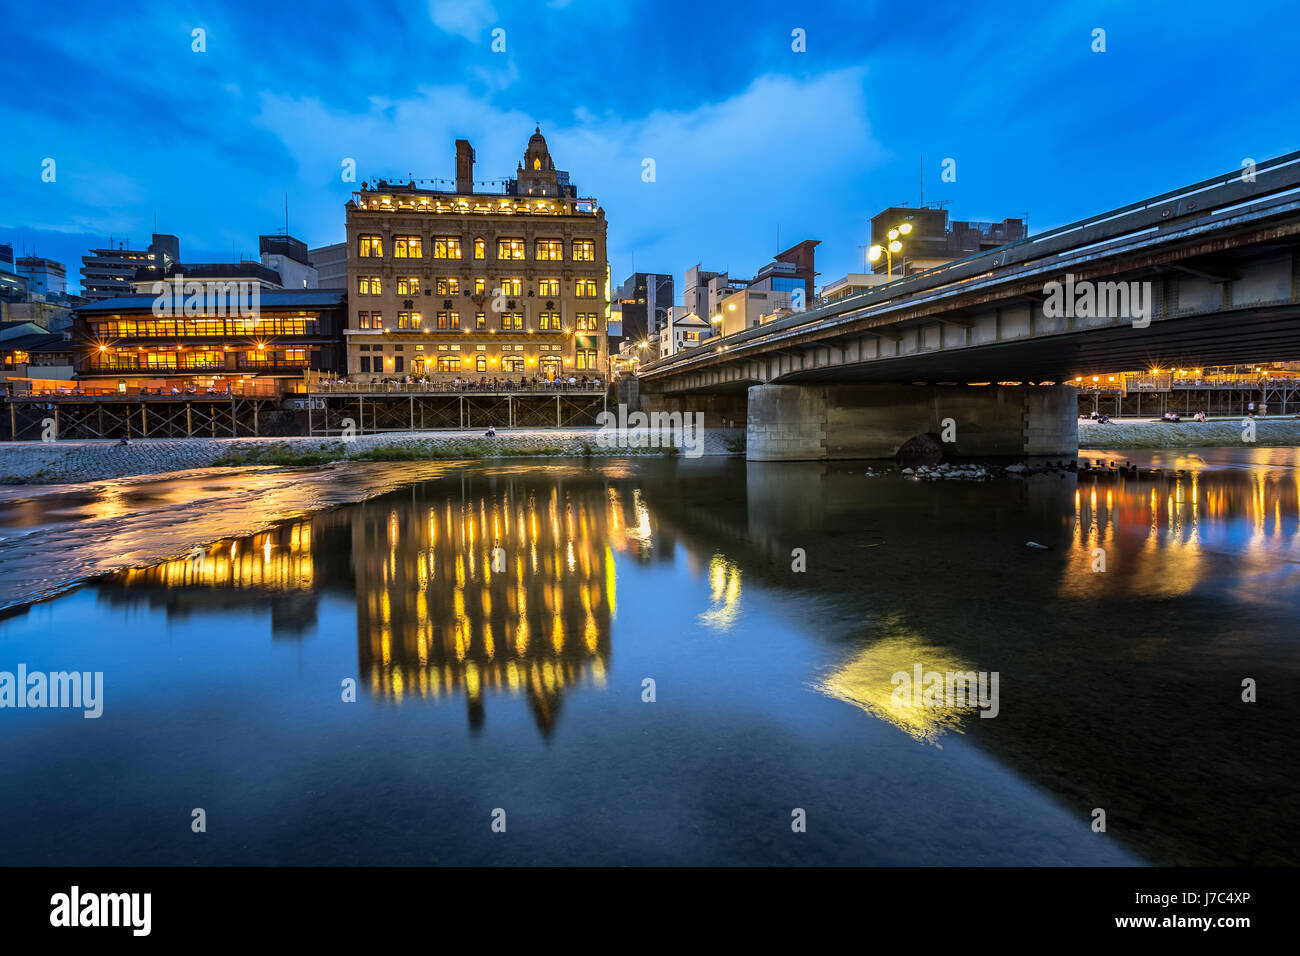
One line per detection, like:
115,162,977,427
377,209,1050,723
747,383,1078,461
638,385,748,429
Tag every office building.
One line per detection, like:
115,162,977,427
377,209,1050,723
344,129,609,382
81,234,180,300
614,272,673,344
16,256,66,296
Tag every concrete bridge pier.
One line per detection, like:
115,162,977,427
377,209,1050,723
746,383,1078,461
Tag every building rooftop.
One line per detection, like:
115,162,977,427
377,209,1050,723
132,261,283,285
77,289,347,313
351,189,598,217
0,332,72,352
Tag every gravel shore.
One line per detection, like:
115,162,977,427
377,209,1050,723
0,428,744,484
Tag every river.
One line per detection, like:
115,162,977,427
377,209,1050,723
0,447,1296,865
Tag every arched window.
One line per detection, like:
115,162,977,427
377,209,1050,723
533,157,541,170
474,237,485,259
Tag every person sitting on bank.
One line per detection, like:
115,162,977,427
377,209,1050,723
484,425,497,437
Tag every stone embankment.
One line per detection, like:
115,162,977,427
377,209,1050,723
0,428,744,484
1079,417,1300,448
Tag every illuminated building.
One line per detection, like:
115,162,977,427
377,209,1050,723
74,288,347,393
344,129,609,382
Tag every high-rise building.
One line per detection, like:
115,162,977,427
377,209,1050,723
614,272,673,345
344,128,609,382
16,256,66,297
80,234,179,300
0,243,26,301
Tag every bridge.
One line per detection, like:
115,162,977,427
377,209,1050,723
637,152,1300,460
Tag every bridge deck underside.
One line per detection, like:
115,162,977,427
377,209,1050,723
778,304,1300,384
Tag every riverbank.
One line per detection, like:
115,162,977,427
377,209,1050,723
1079,417,1300,448
4,418,1298,484
0,428,745,484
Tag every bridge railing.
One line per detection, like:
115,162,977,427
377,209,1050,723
309,381,607,395
641,150,1300,376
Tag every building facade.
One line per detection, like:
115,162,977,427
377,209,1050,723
869,207,1026,277
16,256,66,296
614,272,673,345
308,242,348,289
80,234,180,300
344,129,609,383
659,306,709,357
75,289,346,392
260,235,318,290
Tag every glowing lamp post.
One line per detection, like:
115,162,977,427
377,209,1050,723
868,221,914,279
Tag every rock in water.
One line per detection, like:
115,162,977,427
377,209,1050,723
895,433,944,469
1025,541,1051,550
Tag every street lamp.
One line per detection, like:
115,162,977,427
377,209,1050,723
868,220,913,279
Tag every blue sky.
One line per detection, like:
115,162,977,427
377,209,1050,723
3,0,1297,295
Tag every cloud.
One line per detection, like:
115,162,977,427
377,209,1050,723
428,0,498,41
248,66,881,288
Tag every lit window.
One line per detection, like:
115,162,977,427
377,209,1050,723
436,311,460,330
501,312,524,331
358,275,382,295
498,238,525,260
497,278,522,297
435,277,460,295
394,236,423,258
473,238,485,260
432,237,461,259
397,311,422,329
473,277,487,295
535,239,563,261
576,312,599,331
576,278,597,297
572,240,595,261
397,277,420,295
475,312,486,329
539,312,562,331
358,235,383,257
576,349,598,370
537,278,560,297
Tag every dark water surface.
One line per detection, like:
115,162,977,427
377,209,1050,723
1,448,1296,865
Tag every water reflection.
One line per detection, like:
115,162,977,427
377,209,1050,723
74,449,1300,865
350,481,612,734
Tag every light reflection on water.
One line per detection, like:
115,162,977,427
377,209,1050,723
0,447,1295,866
